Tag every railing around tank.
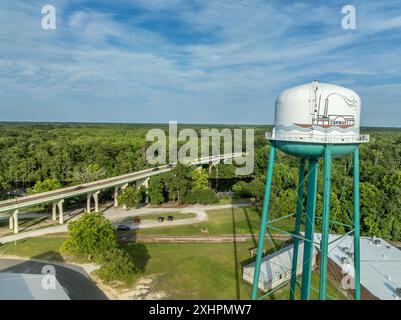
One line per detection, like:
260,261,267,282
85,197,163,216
265,131,370,143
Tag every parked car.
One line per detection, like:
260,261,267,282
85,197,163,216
167,215,174,221
117,225,130,231
158,217,165,222
133,217,141,224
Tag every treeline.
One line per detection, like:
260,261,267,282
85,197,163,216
0,123,401,241
117,164,219,208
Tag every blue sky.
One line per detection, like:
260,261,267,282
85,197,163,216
1,0,401,126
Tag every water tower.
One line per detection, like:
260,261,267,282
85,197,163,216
251,81,369,300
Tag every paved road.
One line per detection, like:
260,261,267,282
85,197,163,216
0,203,252,243
0,258,107,300
105,203,252,229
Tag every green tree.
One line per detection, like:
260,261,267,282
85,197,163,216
61,212,118,259
74,163,107,183
248,179,265,201
28,178,62,194
117,186,143,209
148,175,165,205
165,164,192,203
97,248,138,283
191,168,209,191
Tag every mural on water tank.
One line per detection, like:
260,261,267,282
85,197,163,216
294,92,357,130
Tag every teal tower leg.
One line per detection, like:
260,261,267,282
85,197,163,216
289,158,306,300
301,159,319,300
319,145,332,300
353,147,361,300
251,144,276,300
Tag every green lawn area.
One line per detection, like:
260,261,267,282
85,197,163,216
0,235,346,300
125,240,346,300
0,235,66,262
125,239,282,300
136,207,297,236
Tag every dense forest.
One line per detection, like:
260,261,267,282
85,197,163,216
0,123,400,241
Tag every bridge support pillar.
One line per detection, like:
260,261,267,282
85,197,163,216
137,178,150,203
13,210,19,234
9,215,14,230
114,186,119,207
86,193,91,213
93,191,100,212
58,199,64,224
121,184,129,209
52,201,57,220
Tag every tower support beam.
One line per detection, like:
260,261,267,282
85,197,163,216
319,145,332,300
301,159,319,300
251,144,276,300
290,158,306,300
353,147,361,300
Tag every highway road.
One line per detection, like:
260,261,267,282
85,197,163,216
0,153,242,213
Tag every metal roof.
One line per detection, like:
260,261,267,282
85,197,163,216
314,234,401,300
0,273,70,300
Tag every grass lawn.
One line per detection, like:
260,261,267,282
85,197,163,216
0,235,66,262
0,235,346,300
136,207,297,236
125,240,346,300
125,240,276,300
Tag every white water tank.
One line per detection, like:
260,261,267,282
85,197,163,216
272,81,364,144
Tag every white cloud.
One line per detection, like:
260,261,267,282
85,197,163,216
0,1,400,125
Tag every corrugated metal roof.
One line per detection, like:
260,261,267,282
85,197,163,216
314,234,401,300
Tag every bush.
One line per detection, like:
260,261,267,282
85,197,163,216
28,178,62,195
183,189,218,205
97,248,138,283
61,212,118,259
117,186,144,209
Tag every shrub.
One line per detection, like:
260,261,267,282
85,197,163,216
61,212,118,259
28,179,62,195
183,189,218,205
117,186,144,208
96,248,138,283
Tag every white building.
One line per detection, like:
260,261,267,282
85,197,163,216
242,241,317,292
314,234,401,300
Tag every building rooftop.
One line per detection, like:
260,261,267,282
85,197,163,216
314,234,401,300
0,272,70,300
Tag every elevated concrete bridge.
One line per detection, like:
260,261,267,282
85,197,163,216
0,153,242,234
